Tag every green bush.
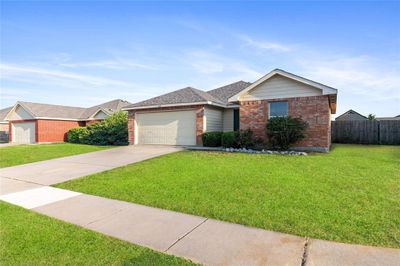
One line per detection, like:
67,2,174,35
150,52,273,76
266,116,308,150
67,127,90,144
67,112,128,146
221,130,255,149
202,132,223,147
237,129,255,148
221,131,239,148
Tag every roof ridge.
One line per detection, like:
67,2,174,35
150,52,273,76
188,87,225,104
207,80,251,93
18,101,86,110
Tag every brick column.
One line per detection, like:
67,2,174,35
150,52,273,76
128,111,135,145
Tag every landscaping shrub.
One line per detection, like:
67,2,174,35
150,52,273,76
202,132,223,147
266,116,308,150
67,112,128,146
237,129,255,148
67,127,90,144
221,130,255,149
221,131,239,148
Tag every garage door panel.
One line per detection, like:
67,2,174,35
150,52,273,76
136,111,196,145
12,122,36,143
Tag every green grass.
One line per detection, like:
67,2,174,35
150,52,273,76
0,143,112,168
56,144,400,248
0,201,195,266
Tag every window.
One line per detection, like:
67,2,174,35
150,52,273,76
269,101,288,118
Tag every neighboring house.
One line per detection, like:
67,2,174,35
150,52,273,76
335,110,400,121
123,69,338,152
0,106,13,142
4,99,130,144
335,110,367,121
376,116,400,121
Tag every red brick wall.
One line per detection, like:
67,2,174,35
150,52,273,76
240,95,332,151
36,119,81,142
127,105,204,145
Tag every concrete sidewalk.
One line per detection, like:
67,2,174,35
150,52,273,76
1,176,399,266
0,145,181,185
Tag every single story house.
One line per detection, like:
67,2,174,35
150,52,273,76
4,99,130,144
336,110,400,121
335,110,367,121
123,69,338,152
0,106,13,142
376,115,400,121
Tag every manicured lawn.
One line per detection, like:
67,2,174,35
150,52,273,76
57,145,400,248
0,201,195,265
0,143,112,168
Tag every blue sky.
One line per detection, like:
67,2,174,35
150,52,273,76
1,1,399,117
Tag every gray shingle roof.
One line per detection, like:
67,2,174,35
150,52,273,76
80,99,131,119
125,87,225,109
20,102,87,120
9,99,131,120
125,81,251,109
0,107,13,122
207,81,251,104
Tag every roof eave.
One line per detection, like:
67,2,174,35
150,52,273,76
122,101,227,111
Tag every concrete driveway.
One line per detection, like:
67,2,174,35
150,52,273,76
0,145,182,187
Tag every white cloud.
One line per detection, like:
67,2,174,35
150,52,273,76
236,34,292,52
0,63,132,87
60,59,157,70
297,56,400,101
184,50,262,81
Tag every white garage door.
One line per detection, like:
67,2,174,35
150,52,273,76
12,122,36,143
136,110,196,145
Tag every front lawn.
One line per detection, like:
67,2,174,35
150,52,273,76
0,201,195,265
0,143,112,168
56,145,400,248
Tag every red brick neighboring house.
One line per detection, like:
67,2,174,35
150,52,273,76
123,69,337,152
4,99,130,144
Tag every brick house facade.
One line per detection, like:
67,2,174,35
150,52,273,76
124,69,337,152
239,96,332,151
5,99,130,144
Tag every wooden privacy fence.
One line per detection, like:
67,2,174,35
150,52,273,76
331,120,400,145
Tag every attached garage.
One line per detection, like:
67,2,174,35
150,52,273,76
12,122,36,144
136,110,196,145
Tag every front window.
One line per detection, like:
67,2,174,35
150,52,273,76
269,101,288,118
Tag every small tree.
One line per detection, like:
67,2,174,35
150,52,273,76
266,116,308,150
367,114,376,121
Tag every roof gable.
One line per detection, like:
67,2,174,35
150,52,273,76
228,69,337,102
335,109,367,120
6,104,35,120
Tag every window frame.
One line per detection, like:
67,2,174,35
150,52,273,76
268,101,289,118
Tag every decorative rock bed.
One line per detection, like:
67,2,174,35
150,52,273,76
223,147,307,156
